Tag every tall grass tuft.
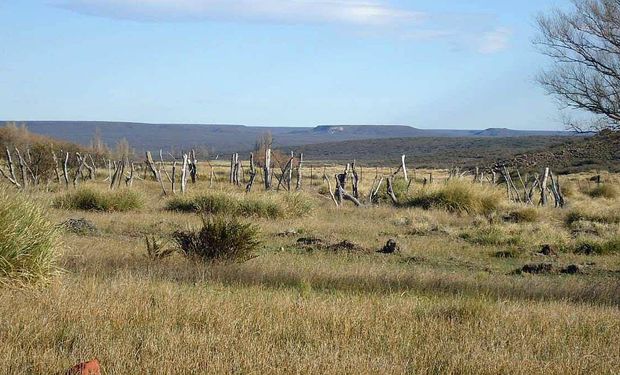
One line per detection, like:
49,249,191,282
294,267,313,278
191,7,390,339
587,184,618,199
0,189,60,284
54,187,143,212
173,216,260,262
405,181,503,215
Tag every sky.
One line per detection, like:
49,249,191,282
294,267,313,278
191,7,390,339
0,0,573,130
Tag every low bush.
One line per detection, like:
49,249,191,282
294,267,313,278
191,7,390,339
172,216,260,262
405,182,502,215
587,184,618,199
0,189,59,283
54,188,143,212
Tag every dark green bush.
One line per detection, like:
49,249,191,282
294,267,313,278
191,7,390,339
54,188,143,212
172,216,260,262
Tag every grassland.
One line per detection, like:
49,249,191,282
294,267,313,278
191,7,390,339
0,163,619,374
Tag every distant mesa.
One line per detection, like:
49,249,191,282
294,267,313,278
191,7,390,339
313,126,345,134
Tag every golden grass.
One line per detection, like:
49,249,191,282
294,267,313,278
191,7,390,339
0,165,619,374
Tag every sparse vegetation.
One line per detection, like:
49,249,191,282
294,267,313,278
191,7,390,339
167,192,313,219
54,187,143,212
0,189,59,283
0,164,618,374
460,226,522,246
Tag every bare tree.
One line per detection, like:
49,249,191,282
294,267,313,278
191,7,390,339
535,0,620,132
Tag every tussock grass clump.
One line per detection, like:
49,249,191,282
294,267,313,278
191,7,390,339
173,216,260,262
54,187,143,212
405,181,502,215
565,207,620,226
587,184,618,199
0,190,59,283
460,226,522,246
573,236,620,255
167,192,313,219
504,207,539,223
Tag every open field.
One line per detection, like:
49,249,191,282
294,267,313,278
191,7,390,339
1,163,619,374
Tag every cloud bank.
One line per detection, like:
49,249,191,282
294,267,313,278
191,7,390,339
53,0,511,53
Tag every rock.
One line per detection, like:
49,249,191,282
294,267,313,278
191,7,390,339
560,264,582,274
65,358,101,375
519,263,554,274
538,244,558,256
61,218,98,235
378,239,400,254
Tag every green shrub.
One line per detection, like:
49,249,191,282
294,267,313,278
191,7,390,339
54,188,143,212
460,226,521,246
405,182,502,215
173,216,260,262
0,190,59,283
505,207,539,223
587,184,618,199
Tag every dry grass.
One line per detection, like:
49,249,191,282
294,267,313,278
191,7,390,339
0,165,619,374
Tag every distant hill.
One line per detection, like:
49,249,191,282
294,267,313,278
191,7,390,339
294,133,619,173
5,121,574,155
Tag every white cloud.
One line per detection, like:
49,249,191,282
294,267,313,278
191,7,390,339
54,0,424,26
53,0,512,54
477,27,511,54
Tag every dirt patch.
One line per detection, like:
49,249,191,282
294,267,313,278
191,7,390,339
560,264,583,275
538,244,558,256
516,263,555,275
60,218,98,235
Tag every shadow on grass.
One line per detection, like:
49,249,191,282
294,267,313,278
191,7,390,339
61,254,620,307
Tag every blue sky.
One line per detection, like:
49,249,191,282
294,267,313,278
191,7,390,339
1,0,571,129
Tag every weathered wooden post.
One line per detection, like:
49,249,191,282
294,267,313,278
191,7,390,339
171,160,177,194
14,148,28,188
145,151,159,181
189,149,198,183
296,153,304,191
264,148,272,190
401,155,409,183
229,153,235,184
540,167,550,206
181,153,189,194
246,153,257,193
